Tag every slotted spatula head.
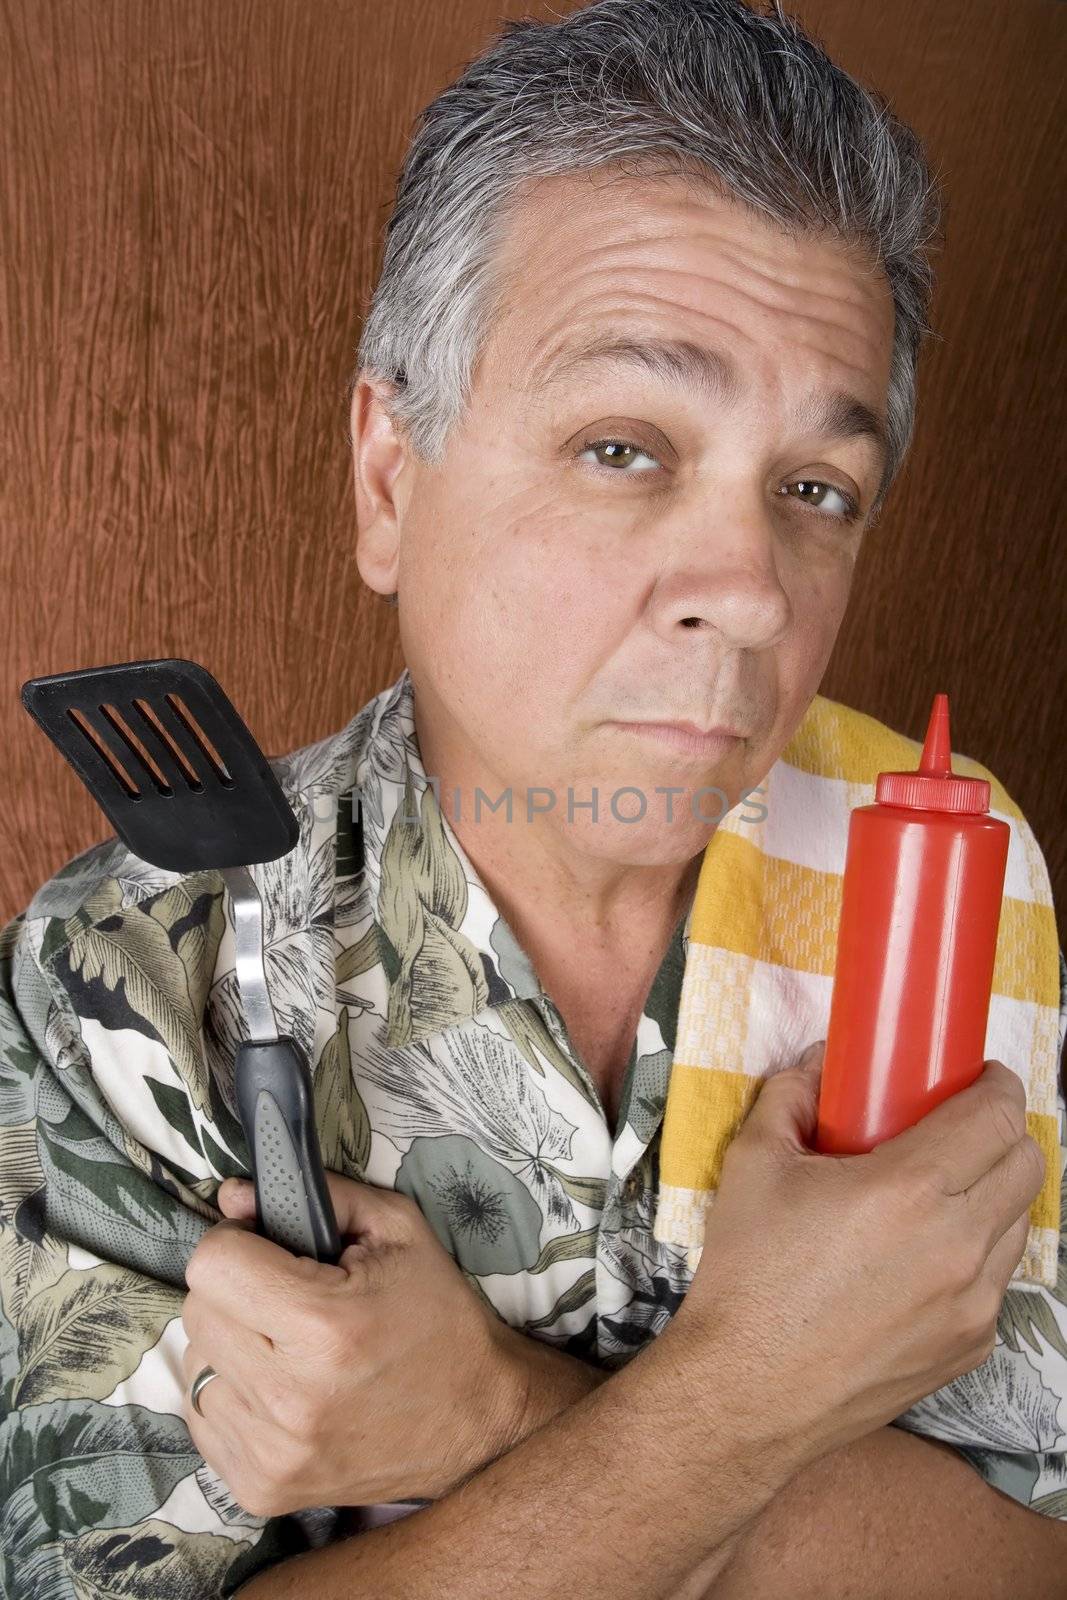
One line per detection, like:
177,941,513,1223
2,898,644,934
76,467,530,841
20,658,299,873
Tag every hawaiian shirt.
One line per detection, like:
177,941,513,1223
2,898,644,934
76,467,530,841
2,667,1065,1598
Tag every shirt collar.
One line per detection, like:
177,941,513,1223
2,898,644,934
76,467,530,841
351,669,689,1048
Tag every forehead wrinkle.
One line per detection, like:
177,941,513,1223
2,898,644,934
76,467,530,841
628,251,883,320
519,268,887,406
709,241,886,309
524,245,885,343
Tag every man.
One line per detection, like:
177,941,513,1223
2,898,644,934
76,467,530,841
2,1,1065,1596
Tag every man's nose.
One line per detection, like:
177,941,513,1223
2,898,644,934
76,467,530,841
646,512,792,651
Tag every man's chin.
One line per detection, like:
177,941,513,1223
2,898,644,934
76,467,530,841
550,813,721,869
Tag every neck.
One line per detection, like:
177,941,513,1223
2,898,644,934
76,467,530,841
466,800,702,943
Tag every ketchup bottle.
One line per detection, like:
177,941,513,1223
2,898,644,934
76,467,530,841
813,693,1010,1154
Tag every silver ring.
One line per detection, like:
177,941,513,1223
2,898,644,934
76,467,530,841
190,1364,220,1417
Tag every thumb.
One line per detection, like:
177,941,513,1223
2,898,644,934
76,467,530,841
217,1177,257,1220
749,1040,826,1151
797,1038,826,1077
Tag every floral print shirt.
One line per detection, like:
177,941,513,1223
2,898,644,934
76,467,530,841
2,667,1066,1598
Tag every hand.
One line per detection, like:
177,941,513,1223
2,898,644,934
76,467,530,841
180,1170,527,1518
672,1047,1045,1473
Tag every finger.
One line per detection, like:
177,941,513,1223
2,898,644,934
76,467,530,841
185,1223,345,1339
869,1059,1029,1195
180,1339,267,1503
976,1209,1032,1302
319,1170,418,1250
182,1286,275,1380
219,1170,414,1254
744,1043,826,1154
180,1300,305,1439
797,1039,826,1074
180,1335,258,1429
964,1133,1046,1259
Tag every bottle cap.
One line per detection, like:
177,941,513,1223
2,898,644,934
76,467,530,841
875,694,990,814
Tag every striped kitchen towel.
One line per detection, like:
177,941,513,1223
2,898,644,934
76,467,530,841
653,692,1063,1290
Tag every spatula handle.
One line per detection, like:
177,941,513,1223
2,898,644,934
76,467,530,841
234,1038,342,1263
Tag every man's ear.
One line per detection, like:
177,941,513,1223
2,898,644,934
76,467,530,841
349,372,407,597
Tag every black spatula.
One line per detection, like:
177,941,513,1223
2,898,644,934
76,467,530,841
20,657,342,1265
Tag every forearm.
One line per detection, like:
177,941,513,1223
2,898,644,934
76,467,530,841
705,1423,1067,1600
473,1334,1065,1600
237,1315,800,1600
476,1325,747,1600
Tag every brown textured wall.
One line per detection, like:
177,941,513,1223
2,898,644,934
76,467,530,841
2,0,1065,947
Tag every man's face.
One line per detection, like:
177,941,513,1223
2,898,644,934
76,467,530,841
353,171,895,866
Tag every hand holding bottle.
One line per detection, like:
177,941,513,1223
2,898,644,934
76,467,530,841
671,1044,1043,1476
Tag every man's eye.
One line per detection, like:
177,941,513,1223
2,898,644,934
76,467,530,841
578,437,661,474
576,441,860,523
780,479,859,521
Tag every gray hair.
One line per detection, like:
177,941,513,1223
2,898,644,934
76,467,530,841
350,0,944,524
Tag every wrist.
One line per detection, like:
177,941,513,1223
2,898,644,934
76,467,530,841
504,1320,608,1441
420,1317,538,1498
472,1318,607,1474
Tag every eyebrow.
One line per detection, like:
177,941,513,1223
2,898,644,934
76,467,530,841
527,334,889,472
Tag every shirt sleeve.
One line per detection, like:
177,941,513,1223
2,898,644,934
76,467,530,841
0,904,343,1598
890,943,1067,1520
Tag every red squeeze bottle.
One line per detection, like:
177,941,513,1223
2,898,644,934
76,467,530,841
813,692,1011,1154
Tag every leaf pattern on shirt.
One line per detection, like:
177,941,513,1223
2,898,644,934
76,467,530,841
998,1173,1067,1362
378,772,488,1046
495,996,602,1111
265,699,376,800
354,1022,582,1235
60,908,212,1117
11,1264,180,1408
314,1004,372,1179
597,1227,691,1367
354,683,422,883
395,1133,545,1274
66,1518,260,1599
894,1341,1067,1452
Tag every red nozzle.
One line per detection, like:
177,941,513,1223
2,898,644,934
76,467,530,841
875,692,991,814
919,692,953,776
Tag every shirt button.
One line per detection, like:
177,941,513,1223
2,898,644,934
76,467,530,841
623,1172,641,1200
